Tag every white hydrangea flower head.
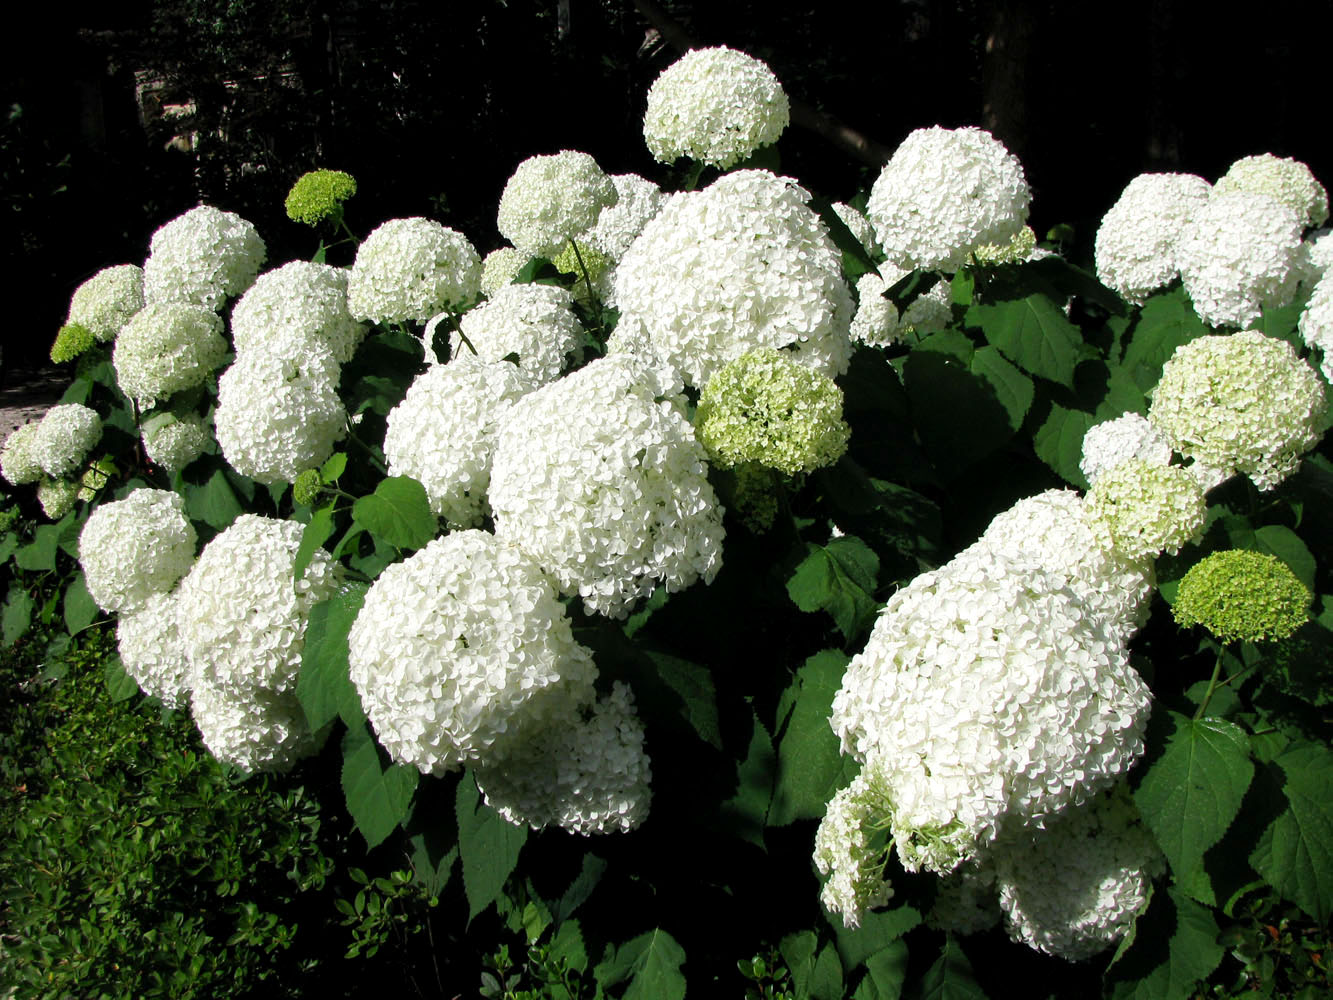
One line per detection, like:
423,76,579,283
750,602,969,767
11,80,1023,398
1086,460,1207,562
813,763,895,929
1080,412,1174,486
113,302,227,406
1177,190,1305,328
143,205,266,310
496,151,618,258
384,356,538,528
958,489,1155,644
586,173,667,261
347,530,598,776
31,404,102,479
1306,228,1333,282
79,488,197,614
453,283,584,384
348,217,482,323
1298,272,1333,384
928,860,1002,936
191,677,316,775
141,411,211,475
1,423,43,486
849,272,901,347
480,246,528,299
231,261,367,364
176,514,339,696
866,126,1031,272
877,263,953,336
117,588,191,709
476,681,652,835
993,786,1164,961
1148,331,1328,490
642,45,789,169
830,552,1151,874
1093,173,1212,305
1213,153,1329,230
214,351,347,486
37,479,79,520
831,202,882,258
490,356,724,618
614,169,853,388
66,264,144,343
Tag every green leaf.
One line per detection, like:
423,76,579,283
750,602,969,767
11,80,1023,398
298,583,370,731
320,452,348,483
645,651,721,750
770,650,857,826
15,523,61,572
967,291,1083,388
341,722,419,850
294,504,336,583
833,906,922,972
2,586,33,647
1222,522,1317,595
786,536,880,642
854,941,909,1000
718,709,775,848
1133,711,1254,884
1032,403,1095,490
1250,741,1333,922
351,476,436,551
550,919,588,973
62,572,98,635
902,347,1019,478
103,654,139,703
968,346,1034,431
1120,288,1209,392
1106,888,1222,1000
456,773,527,922
906,934,986,1000
186,468,244,531
595,928,687,1000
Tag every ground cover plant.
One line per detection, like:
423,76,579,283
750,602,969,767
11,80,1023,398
3,41,1333,999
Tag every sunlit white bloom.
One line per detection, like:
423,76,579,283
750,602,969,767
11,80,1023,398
848,272,900,347
36,479,78,520
141,411,211,475
480,246,528,298
30,404,101,479
117,588,191,709
1,423,43,486
877,263,953,336
497,151,617,258
1298,272,1333,384
1080,412,1174,486
347,217,482,323
1094,173,1212,304
143,205,266,310
813,764,895,928
66,264,144,342
831,202,882,258
191,677,317,775
1213,153,1328,229
586,173,667,261
1086,460,1207,561
79,488,196,613
113,302,227,406
231,261,367,364
453,283,584,384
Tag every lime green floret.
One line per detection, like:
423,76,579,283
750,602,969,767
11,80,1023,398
50,323,95,364
696,348,850,475
552,240,610,284
1174,549,1311,644
284,169,357,225
291,468,323,508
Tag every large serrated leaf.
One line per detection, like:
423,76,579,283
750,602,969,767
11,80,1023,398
456,773,527,922
645,651,721,749
968,292,1083,388
186,468,243,531
1120,288,1209,391
770,650,857,826
294,503,337,583
103,653,139,702
1032,402,1095,490
906,934,986,1000
2,586,33,647
62,572,98,635
15,523,61,572
341,722,418,850
1106,888,1222,1000
718,709,776,848
297,583,370,731
968,345,1034,431
1133,711,1254,882
351,475,436,551
787,536,880,642
833,905,922,969
902,348,1019,478
1250,742,1333,922
595,928,687,1000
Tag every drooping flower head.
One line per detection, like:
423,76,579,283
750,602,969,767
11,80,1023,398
1080,412,1174,486
112,302,228,406
848,272,900,347
117,588,191,709
231,261,367,364
813,763,895,928
50,324,95,364
695,348,850,475
66,264,144,343
284,169,357,225
143,205,266,310
1213,153,1328,230
452,282,583,385
0,423,43,486
79,488,197,614
496,151,617,258
642,45,790,169
30,404,102,480
866,126,1031,272
1148,331,1327,490
1094,173,1212,304
141,411,211,476
1173,549,1311,644
190,677,317,775
347,217,482,324
1086,460,1206,562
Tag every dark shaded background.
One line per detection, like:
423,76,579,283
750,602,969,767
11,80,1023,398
4,0,1330,373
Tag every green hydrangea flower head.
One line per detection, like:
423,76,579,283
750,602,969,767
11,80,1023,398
284,169,357,225
696,348,851,475
1174,549,1310,644
37,478,79,520
480,246,527,298
731,462,778,533
292,468,323,508
552,240,610,284
79,456,115,502
50,323,95,364
1086,459,1206,561
971,225,1038,265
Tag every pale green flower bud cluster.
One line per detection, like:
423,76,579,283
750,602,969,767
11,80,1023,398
37,479,79,520
50,323,95,364
1213,153,1328,230
1086,459,1206,562
813,763,895,928
479,246,527,299
695,348,850,475
284,168,357,225
971,225,1038,265
1173,549,1311,644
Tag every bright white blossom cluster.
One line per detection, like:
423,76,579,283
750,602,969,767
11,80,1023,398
116,589,191,710
348,530,598,775
141,411,211,475
1176,190,1305,328
1,424,44,486
1148,331,1327,490
585,173,666,261
1080,412,1173,486
348,217,482,323
866,126,1031,272
831,202,881,257
79,488,196,613
480,247,527,298
497,151,617,258
26,404,102,480
812,764,895,928
231,261,367,364
642,46,790,169
190,679,317,775
613,169,852,388
384,356,538,527
1213,153,1329,230
1094,173,1212,304
848,273,900,347
880,264,954,336
1085,460,1206,562
37,480,80,520
490,356,725,618
143,205,266,310
453,283,584,383
112,302,227,406
66,264,144,342
1298,272,1333,384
